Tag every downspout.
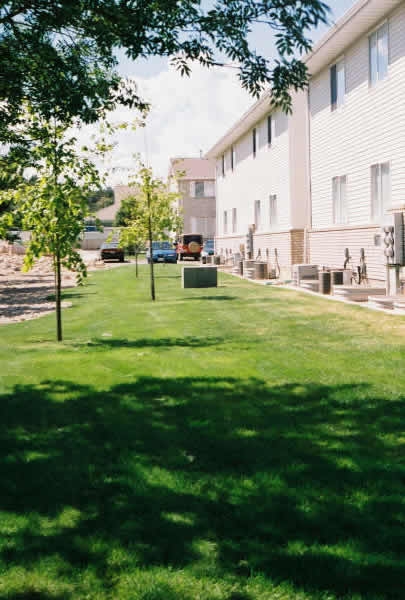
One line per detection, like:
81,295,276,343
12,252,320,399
304,85,313,264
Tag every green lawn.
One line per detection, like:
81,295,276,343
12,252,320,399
1,265,405,600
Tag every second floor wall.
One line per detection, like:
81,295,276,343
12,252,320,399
215,108,292,237
310,1,405,230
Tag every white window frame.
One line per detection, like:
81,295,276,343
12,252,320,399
369,21,389,86
269,194,277,228
254,200,261,230
332,175,348,224
370,162,391,221
232,208,237,233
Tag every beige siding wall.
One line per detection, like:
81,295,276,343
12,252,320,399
254,231,292,275
215,235,245,255
310,3,405,229
216,230,304,277
309,225,385,281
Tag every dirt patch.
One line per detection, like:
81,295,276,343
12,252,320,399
0,253,78,325
0,248,134,325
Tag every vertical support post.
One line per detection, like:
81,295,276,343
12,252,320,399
56,248,62,341
147,185,156,301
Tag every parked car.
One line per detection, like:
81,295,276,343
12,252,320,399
201,239,215,257
176,234,203,261
146,241,177,263
100,242,125,262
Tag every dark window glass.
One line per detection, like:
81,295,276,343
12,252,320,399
330,64,337,110
267,116,272,145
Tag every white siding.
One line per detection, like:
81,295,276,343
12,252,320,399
215,108,291,243
308,2,405,281
310,2,405,231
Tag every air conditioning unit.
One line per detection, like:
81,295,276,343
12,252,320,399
292,264,319,286
382,212,404,266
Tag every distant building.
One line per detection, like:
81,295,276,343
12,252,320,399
168,157,216,239
96,185,134,226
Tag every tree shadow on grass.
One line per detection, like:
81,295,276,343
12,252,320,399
1,378,405,598
76,335,225,349
184,295,237,301
0,593,69,600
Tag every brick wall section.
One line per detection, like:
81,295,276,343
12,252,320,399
290,229,305,265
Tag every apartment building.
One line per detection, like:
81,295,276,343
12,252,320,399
307,0,405,282
168,157,216,239
207,0,405,283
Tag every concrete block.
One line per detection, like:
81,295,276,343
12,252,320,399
182,266,217,288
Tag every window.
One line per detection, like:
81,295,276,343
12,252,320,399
221,154,225,177
332,176,348,224
254,200,261,230
371,162,391,220
269,194,277,227
231,145,236,171
369,23,388,86
252,128,257,158
223,210,228,234
330,59,345,110
267,115,272,145
195,181,204,197
232,208,237,233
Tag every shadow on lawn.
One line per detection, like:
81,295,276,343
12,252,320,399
1,377,405,598
185,295,237,301
78,335,225,349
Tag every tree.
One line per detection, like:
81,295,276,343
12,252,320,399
1,0,330,130
87,187,114,213
117,166,182,300
114,196,139,228
0,109,103,341
112,193,143,276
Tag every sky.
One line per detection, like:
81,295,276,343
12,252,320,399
89,0,358,184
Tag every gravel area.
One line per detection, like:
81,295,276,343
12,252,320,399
0,245,136,325
0,252,78,325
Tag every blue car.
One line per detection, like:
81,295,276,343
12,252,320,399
147,241,177,263
201,239,215,257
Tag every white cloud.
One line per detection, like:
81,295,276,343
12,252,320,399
78,61,254,185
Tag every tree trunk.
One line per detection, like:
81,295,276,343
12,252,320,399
147,189,155,301
55,249,63,341
135,251,139,278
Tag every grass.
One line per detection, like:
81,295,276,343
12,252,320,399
1,264,405,600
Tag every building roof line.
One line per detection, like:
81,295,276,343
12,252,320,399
205,0,402,159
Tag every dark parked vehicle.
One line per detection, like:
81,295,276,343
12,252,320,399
176,234,203,261
100,242,124,262
146,241,177,263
